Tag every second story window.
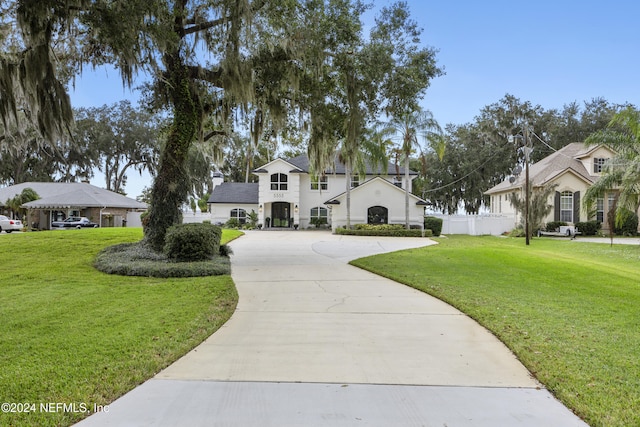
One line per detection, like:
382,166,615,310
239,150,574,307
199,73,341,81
350,175,359,188
310,175,328,190
593,157,608,173
271,173,288,190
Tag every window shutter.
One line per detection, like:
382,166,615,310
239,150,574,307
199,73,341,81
554,192,561,221
573,191,581,223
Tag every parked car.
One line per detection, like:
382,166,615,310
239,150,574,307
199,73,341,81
52,217,99,229
0,215,23,233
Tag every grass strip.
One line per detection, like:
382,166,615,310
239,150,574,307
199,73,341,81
0,228,242,426
351,235,640,427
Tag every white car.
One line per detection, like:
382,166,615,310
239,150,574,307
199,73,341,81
0,215,23,233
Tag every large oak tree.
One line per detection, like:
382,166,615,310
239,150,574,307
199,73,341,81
1,0,324,249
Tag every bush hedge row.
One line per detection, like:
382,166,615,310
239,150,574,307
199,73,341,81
545,221,567,232
336,225,432,237
575,221,601,236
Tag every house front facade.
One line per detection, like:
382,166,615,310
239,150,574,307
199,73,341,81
485,143,620,230
208,155,426,231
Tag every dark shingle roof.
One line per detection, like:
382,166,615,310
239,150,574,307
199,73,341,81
285,154,414,176
208,183,259,204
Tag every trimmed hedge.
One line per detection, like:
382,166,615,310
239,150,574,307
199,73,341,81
424,216,443,236
164,223,222,262
545,221,567,232
353,224,405,231
336,224,432,237
575,221,601,236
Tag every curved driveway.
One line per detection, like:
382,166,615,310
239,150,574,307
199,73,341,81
78,231,587,426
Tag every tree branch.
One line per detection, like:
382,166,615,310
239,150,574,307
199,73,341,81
183,0,268,35
187,65,223,86
203,130,227,141
184,18,225,35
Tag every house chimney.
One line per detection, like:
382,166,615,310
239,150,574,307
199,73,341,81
212,172,223,189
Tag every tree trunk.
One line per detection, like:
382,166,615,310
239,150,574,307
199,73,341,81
345,163,351,229
144,57,199,251
404,153,410,229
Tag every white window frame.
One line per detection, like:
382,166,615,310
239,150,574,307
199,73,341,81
310,175,328,190
560,191,573,222
270,173,288,190
310,206,328,225
596,198,604,223
593,157,608,173
230,208,247,224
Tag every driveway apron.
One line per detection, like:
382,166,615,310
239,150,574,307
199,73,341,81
78,231,587,426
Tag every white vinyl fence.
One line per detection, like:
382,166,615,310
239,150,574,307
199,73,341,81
431,214,516,236
125,211,144,227
182,212,212,224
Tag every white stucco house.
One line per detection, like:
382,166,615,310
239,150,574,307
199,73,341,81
485,142,620,230
208,155,427,231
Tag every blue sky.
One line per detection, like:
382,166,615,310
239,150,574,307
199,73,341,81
70,0,640,196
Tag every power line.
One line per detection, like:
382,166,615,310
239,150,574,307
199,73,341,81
422,139,512,194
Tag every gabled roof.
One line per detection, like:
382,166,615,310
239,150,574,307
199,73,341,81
253,158,304,174
325,176,427,205
255,154,415,176
208,183,259,204
0,182,147,209
485,143,602,195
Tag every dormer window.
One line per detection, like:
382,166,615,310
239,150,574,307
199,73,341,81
270,173,288,190
593,158,608,173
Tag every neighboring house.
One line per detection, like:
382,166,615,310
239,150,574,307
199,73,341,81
0,182,147,229
485,142,618,230
208,154,426,231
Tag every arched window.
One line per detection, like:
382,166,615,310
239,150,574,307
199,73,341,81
270,173,288,190
560,191,573,222
367,206,388,224
230,208,247,224
310,206,328,226
310,206,328,220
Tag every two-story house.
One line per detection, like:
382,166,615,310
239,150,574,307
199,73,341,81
208,154,428,231
485,142,618,229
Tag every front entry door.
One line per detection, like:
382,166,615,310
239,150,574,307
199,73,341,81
271,202,290,227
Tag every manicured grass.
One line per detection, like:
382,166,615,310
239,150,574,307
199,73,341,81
351,235,640,427
0,228,242,427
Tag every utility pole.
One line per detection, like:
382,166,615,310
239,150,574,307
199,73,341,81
524,125,530,246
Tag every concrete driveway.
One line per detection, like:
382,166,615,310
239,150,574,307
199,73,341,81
78,231,587,426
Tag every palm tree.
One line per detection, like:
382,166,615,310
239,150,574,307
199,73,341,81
583,107,640,228
384,109,444,229
5,187,39,226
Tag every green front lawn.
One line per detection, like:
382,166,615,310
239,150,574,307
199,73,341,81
351,236,640,427
0,228,242,427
